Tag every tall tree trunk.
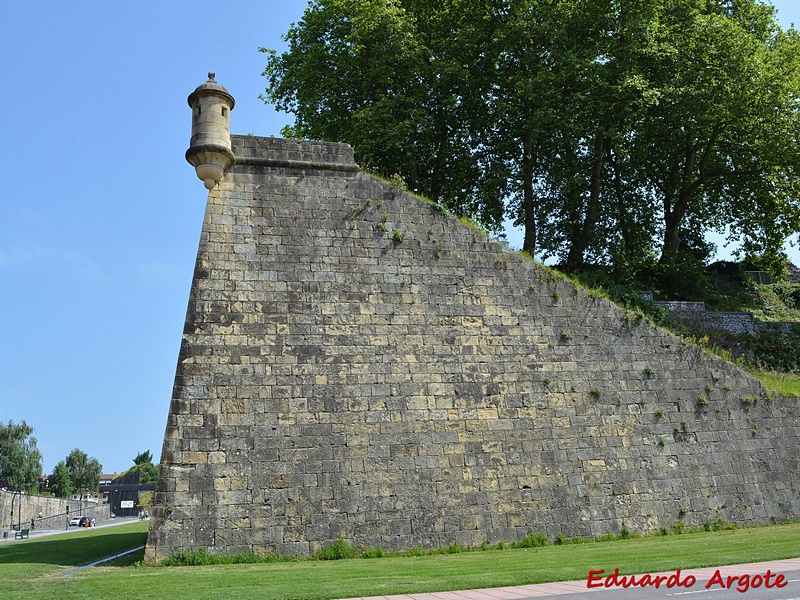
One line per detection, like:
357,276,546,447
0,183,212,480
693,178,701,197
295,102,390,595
607,144,635,262
427,104,451,203
660,206,682,264
659,128,697,265
565,129,604,271
521,103,536,256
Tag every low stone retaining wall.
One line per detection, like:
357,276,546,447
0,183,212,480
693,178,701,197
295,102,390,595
0,490,109,531
654,301,756,335
642,296,798,336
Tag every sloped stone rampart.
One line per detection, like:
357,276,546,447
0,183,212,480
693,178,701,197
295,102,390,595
145,136,800,560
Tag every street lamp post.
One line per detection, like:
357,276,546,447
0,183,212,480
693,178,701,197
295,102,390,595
10,491,18,531
15,489,25,531
10,485,32,531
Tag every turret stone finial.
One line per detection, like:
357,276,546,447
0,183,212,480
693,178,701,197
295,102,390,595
185,73,235,190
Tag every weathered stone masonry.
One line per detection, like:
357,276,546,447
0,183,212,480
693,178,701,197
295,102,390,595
145,134,800,561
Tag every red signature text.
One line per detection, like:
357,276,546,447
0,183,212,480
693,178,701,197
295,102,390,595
704,568,786,593
587,568,695,589
587,568,787,593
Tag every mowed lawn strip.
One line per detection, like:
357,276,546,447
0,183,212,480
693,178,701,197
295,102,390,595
0,521,149,581
1,522,799,600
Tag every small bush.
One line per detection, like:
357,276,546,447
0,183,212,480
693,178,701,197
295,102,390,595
161,548,215,566
740,396,757,408
430,542,464,555
711,517,737,531
361,547,386,559
445,542,463,554
160,548,278,566
315,539,358,561
512,532,549,548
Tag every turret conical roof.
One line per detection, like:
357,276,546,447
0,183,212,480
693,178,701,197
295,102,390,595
187,72,235,109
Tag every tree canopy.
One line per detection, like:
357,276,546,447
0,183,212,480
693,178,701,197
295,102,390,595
49,460,74,498
134,450,153,466
0,420,42,492
65,448,102,493
112,450,158,485
262,0,800,276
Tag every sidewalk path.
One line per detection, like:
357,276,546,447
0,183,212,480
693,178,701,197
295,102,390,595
338,557,800,600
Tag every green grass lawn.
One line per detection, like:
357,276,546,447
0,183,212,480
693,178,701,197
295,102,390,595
1,521,799,600
751,368,800,397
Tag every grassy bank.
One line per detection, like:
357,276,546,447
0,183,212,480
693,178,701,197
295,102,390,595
1,521,799,600
747,368,800,397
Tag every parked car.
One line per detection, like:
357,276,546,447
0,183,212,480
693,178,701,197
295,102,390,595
69,516,91,527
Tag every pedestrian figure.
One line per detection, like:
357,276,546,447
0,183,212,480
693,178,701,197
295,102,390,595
31,518,35,530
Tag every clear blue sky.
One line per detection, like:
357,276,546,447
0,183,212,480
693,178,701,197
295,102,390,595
1,1,798,477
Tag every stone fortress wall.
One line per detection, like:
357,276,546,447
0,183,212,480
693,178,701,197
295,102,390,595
144,131,800,561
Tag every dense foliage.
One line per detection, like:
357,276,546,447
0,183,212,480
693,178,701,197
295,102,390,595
65,447,103,493
263,0,800,275
742,325,800,372
49,459,74,498
112,449,158,484
0,420,42,492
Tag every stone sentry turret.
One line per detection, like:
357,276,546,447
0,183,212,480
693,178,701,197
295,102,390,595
185,73,235,189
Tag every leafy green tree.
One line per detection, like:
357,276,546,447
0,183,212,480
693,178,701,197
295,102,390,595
134,462,158,484
262,0,505,232
0,420,42,492
263,0,800,274
113,450,158,484
627,0,800,269
509,0,800,273
133,450,153,465
65,448,102,493
49,460,74,498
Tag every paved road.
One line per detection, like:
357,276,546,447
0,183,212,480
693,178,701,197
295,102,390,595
1,516,143,542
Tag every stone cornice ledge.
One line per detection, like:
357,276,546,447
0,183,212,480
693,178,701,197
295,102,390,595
233,155,360,173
